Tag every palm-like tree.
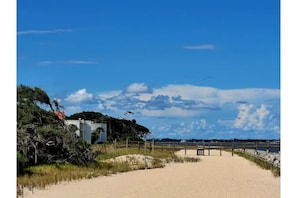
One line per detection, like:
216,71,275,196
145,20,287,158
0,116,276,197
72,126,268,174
91,127,104,144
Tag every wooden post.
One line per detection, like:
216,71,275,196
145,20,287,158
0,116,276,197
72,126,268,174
138,141,140,150
184,146,187,156
114,139,117,160
144,139,147,169
126,138,129,156
152,139,154,157
255,141,258,156
266,141,270,154
220,143,222,156
231,141,234,156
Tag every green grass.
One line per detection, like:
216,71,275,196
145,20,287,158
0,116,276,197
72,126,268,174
17,143,200,196
17,163,120,188
92,143,179,160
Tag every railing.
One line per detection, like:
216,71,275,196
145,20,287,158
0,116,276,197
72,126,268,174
112,139,280,155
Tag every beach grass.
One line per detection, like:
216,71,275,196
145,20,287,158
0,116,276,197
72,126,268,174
17,143,199,196
233,150,280,177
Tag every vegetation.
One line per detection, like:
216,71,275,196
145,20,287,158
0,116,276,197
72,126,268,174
17,84,176,196
17,142,199,197
17,84,151,176
17,85,97,175
233,150,280,177
67,111,150,141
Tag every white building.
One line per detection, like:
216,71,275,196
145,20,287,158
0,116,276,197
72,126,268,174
65,119,107,143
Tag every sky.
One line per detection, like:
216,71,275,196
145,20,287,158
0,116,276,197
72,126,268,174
16,0,281,140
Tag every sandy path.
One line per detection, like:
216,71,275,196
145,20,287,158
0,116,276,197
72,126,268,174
22,150,280,198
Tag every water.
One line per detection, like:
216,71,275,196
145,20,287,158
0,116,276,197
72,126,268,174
257,147,280,153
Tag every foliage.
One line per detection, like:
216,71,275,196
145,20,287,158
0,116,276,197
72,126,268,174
67,111,151,141
17,142,200,197
17,84,151,177
17,85,97,175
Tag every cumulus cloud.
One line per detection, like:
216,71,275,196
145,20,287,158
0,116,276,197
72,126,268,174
145,95,171,110
234,104,272,131
125,83,150,93
153,119,216,139
59,83,280,138
98,90,122,100
89,83,279,118
171,96,220,111
65,89,93,103
177,119,215,133
109,93,143,110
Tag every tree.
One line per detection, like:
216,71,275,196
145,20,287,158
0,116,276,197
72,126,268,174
17,85,97,175
91,127,104,144
67,111,151,141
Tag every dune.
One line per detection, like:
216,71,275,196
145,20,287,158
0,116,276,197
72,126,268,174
22,150,280,198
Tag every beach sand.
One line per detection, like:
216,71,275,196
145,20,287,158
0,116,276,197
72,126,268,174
22,150,280,198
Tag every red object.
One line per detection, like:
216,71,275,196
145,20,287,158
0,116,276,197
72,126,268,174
54,111,65,120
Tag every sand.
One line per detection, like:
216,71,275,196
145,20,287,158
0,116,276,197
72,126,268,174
22,150,280,198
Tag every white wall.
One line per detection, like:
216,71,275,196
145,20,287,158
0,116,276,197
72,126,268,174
65,119,107,143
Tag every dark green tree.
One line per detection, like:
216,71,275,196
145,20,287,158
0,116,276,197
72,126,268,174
17,85,97,175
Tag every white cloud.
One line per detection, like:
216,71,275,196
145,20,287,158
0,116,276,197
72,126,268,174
217,119,234,128
183,44,216,50
155,119,215,138
218,89,279,105
98,90,122,100
39,60,98,65
125,83,149,93
234,104,271,131
60,83,279,138
65,89,93,103
98,102,106,110
145,84,279,106
141,107,199,117
17,29,72,35
156,124,171,132
93,83,279,119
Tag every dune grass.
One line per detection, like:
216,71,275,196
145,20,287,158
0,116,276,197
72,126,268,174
17,161,132,194
17,143,199,196
233,150,280,177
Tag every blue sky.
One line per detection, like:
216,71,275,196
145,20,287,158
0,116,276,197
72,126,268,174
16,0,281,139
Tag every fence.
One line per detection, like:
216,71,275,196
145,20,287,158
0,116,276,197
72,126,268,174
114,139,280,156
